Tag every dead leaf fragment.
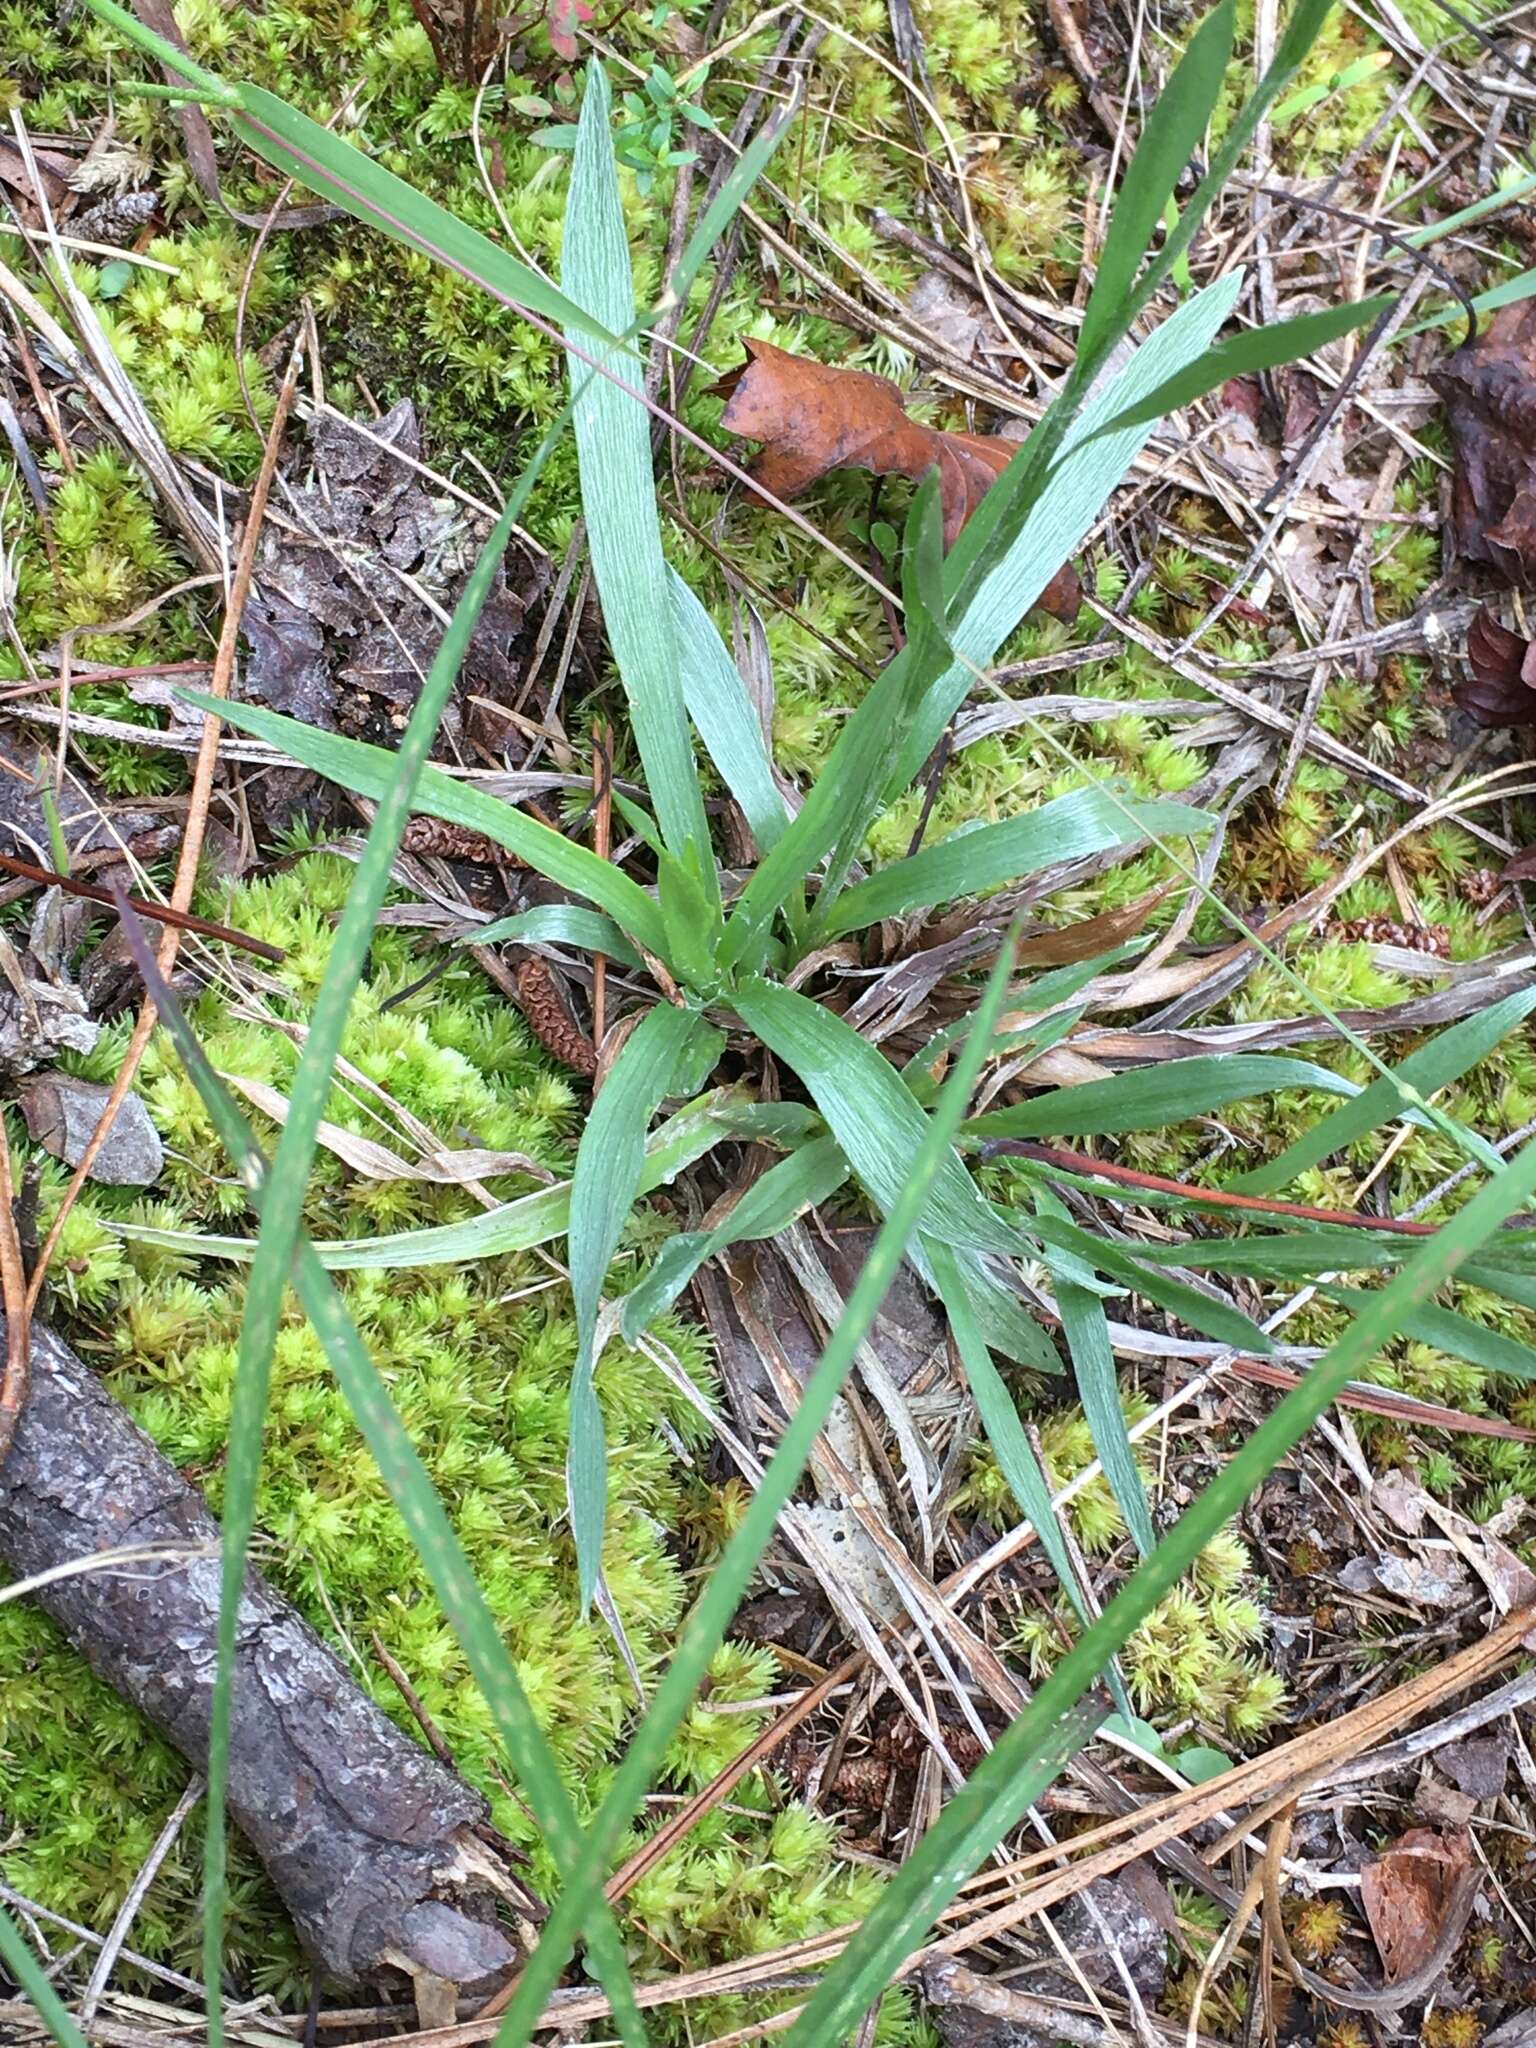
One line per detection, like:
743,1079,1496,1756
1435,300,1536,582
716,339,1080,617
1458,607,1536,726
1360,1828,1473,1984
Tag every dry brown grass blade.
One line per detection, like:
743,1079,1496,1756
23,332,306,1314
0,852,287,964
941,1603,1535,1954
0,1109,29,1468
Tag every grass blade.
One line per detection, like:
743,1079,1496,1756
720,475,953,970
568,1002,715,1607
929,1237,1118,1684
179,692,673,960
1323,1286,1536,1380
0,1904,91,2048
78,0,617,347
664,90,797,315
1078,0,1236,361
1232,985,1536,1195
1097,295,1395,436
968,1053,1360,1140
670,571,790,853
114,1090,760,1270
818,791,1214,938
1029,1210,1275,1351
564,63,714,872
787,1119,1536,2043
467,904,645,968
115,908,648,2044
900,275,1242,796
621,1135,849,1337
196,429,566,2037
1036,1193,1155,1555
732,976,1021,1257
490,928,1023,2046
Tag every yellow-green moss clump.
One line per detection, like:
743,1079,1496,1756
0,856,929,2042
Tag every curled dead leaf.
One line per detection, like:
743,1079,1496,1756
1435,301,1536,582
716,339,1080,619
1360,1827,1473,1985
1458,607,1536,727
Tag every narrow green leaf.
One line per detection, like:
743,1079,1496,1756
720,475,953,971
670,571,789,853
493,923,1024,2044
930,1236,1112,1668
116,911,647,2044
200,450,566,2035
563,63,714,872
968,1054,1360,1140
1029,1210,1274,1351
1038,1191,1155,1556
1078,0,1236,361
731,976,1022,1258
663,92,795,315
788,1116,1536,2045
1324,1287,1536,1381
468,904,644,968
179,692,673,961
1232,985,1536,1195
114,1090,755,1271
818,791,1214,938
228,87,616,345
1132,0,1337,335
818,472,953,913
1133,1230,1408,1278
0,1904,91,2048
621,1136,849,1338
1095,295,1394,437
77,0,237,100
899,275,1243,795
568,1002,713,1608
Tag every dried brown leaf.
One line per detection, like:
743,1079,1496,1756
1435,301,1536,582
1459,607,1536,727
716,339,1080,617
1360,1828,1472,1984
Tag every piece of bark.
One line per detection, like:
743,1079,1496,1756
0,1316,519,1995
16,1073,164,1186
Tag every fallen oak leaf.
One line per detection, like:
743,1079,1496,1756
1434,300,1536,583
1459,606,1536,727
715,339,1081,620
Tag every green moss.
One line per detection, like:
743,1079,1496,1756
1,858,912,2035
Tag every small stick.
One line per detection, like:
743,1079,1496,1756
591,721,612,1046
24,330,305,1315
0,1110,28,1470
981,1138,1444,1237
0,851,285,962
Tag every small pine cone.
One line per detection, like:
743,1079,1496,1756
72,190,159,246
1463,868,1503,907
1328,916,1451,958
401,817,525,866
824,1757,893,1810
512,955,597,1076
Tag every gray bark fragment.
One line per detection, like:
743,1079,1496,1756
0,1316,519,1993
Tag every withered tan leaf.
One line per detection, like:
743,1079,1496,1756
716,339,1080,617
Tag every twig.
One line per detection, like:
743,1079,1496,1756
0,1109,28,1470
79,1776,205,2021
0,851,286,962
23,331,306,1315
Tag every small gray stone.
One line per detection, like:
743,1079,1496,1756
17,1072,163,1186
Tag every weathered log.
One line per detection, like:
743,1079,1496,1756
0,1316,520,1996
